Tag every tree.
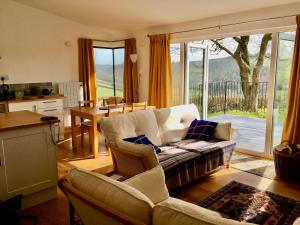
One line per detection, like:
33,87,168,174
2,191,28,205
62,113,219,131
210,34,272,112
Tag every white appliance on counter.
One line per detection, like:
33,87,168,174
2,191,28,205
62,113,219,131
8,98,64,141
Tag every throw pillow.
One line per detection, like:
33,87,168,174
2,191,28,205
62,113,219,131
185,119,218,141
123,135,162,154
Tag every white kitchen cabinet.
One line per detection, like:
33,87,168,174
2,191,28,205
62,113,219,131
0,114,57,209
8,101,37,112
8,98,64,141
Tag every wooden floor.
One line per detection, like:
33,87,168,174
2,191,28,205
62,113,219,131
20,132,300,225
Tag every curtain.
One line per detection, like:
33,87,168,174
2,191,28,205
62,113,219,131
78,38,96,102
124,38,139,103
148,34,173,108
281,15,300,145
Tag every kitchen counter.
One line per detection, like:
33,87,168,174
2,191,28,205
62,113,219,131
0,111,58,209
0,110,58,131
6,95,65,103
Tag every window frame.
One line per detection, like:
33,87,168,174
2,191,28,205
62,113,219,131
93,46,125,97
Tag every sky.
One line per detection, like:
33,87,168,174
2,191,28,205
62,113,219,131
94,48,124,65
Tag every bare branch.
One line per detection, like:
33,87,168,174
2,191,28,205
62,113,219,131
210,39,236,59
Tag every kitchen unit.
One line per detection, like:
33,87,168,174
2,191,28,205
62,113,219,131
8,96,64,141
0,111,58,209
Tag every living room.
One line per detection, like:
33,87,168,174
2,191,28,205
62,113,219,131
1,0,300,224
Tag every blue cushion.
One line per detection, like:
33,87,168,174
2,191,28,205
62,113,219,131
185,119,218,141
123,135,161,154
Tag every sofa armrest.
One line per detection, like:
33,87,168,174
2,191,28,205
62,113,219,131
109,140,159,178
294,218,300,225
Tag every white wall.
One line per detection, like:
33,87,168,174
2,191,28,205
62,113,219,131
0,0,127,84
134,2,300,102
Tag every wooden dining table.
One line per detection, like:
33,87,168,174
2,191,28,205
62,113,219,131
70,104,155,158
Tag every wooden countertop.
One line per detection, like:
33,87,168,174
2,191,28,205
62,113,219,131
7,95,65,103
0,111,58,131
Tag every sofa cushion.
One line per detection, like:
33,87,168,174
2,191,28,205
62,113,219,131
69,168,154,225
154,104,200,145
100,109,162,146
213,122,231,141
125,166,169,204
186,119,218,141
123,134,161,154
153,197,254,225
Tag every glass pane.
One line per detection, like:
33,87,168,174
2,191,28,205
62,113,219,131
94,48,114,99
206,33,272,153
114,48,124,98
188,42,205,117
170,43,182,105
272,32,295,147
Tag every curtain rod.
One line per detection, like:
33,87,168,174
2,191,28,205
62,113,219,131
93,39,126,42
147,14,297,37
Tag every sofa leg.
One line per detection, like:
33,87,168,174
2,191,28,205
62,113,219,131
225,162,231,168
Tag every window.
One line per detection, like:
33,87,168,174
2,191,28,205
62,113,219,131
93,47,124,100
170,43,183,105
170,29,296,157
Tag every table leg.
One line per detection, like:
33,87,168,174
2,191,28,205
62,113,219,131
71,112,77,150
90,117,99,158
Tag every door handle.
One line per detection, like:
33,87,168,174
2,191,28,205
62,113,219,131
43,101,57,103
44,109,57,112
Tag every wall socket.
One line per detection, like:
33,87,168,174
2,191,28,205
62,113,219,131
0,75,9,81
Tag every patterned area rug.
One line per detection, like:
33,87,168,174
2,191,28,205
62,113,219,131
231,152,276,179
199,181,300,225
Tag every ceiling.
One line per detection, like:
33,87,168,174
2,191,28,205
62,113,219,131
13,0,300,32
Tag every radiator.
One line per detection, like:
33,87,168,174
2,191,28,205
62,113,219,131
58,81,82,108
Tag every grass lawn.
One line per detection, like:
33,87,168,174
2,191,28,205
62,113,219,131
208,109,267,119
96,85,123,98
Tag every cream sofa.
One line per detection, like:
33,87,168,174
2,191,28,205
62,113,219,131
59,166,300,225
100,104,236,190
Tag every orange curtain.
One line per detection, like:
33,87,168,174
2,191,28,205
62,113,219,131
148,34,172,108
281,15,300,145
78,38,96,102
124,38,139,103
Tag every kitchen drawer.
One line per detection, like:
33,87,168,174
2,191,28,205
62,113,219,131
37,107,63,116
9,102,37,112
37,99,63,109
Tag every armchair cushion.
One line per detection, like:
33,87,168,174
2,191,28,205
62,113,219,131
153,197,254,225
123,134,162,154
125,166,169,204
69,168,154,225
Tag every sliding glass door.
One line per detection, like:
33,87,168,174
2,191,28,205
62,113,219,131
185,42,208,119
272,32,295,148
170,29,296,157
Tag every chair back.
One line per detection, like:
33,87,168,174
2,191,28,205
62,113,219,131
132,102,147,112
107,104,125,117
103,97,124,106
79,100,95,108
58,178,146,225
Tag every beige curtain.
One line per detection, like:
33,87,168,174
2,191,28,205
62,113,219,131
148,34,173,108
124,38,139,103
78,38,96,102
281,15,300,145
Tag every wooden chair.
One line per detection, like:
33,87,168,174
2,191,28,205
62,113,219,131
78,100,95,151
107,104,125,117
131,102,147,112
103,96,124,106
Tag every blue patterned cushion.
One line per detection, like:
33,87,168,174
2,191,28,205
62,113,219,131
123,135,161,154
185,119,218,141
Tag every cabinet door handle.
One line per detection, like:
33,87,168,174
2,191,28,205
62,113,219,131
43,101,57,103
44,109,57,112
